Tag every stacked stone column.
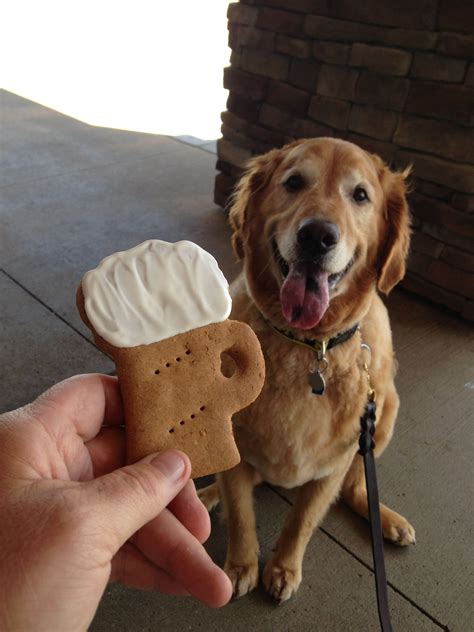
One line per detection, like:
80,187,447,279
215,0,474,320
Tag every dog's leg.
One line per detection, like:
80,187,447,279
197,482,220,512
218,461,260,598
263,469,347,603
342,389,416,545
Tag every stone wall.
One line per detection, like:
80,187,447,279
215,0,474,320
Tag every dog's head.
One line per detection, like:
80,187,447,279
229,138,411,335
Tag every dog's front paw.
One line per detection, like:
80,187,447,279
224,559,259,598
263,559,302,604
197,482,220,512
382,510,416,546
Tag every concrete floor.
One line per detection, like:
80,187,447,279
1,89,473,631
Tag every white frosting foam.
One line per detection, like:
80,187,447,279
82,239,232,347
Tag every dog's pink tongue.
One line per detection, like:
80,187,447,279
280,262,329,329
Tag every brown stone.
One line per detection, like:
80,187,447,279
394,115,474,164
304,15,376,42
380,29,438,51
410,194,474,238
249,123,286,148
304,16,437,50
229,25,275,52
221,124,254,152
429,259,474,299
440,247,474,273
216,159,245,180
240,49,289,81
437,0,474,33
346,133,397,163
411,53,466,83
410,193,474,236
405,81,474,126
415,179,453,201
355,71,410,111
217,138,252,169
327,0,437,29
466,63,474,87
305,15,377,42
407,250,433,278
227,2,259,26
411,231,444,258
289,58,320,91
242,0,327,12
308,95,349,130
214,172,237,209
276,35,311,59
402,272,465,313
437,32,474,58
221,110,250,134
214,183,228,209
229,51,242,68
411,215,422,229
216,159,232,177
317,64,358,100
226,92,261,123
259,103,295,131
461,300,474,321
312,41,350,65
291,118,334,139
256,7,305,36
452,193,474,213
404,149,474,198
267,81,310,117
423,222,474,254
350,43,411,77
348,104,398,141
249,138,277,155
223,67,268,101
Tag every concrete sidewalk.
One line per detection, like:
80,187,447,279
1,89,472,631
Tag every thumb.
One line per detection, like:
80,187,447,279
82,449,191,550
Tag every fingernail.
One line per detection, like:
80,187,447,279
151,451,186,482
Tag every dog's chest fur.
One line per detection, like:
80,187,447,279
231,285,368,489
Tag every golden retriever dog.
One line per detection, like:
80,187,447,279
199,137,416,603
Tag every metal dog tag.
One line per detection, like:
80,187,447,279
309,370,326,396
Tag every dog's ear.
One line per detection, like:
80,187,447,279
229,148,281,260
376,161,412,295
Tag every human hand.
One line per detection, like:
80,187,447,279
0,374,231,631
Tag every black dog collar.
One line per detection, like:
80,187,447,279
262,317,359,356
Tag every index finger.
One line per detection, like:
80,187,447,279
134,508,232,608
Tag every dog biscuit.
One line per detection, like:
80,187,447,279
77,239,265,478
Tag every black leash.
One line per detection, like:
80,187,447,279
359,398,393,632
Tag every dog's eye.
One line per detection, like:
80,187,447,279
353,186,369,203
284,174,305,193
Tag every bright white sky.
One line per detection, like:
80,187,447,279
1,0,230,139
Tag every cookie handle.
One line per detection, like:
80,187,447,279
217,320,265,411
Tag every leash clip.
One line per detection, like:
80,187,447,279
360,340,377,402
309,339,329,396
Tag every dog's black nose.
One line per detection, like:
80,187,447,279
297,219,340,258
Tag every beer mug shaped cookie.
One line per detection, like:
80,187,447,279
77,239,265,478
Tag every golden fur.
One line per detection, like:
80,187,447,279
199,138,415,602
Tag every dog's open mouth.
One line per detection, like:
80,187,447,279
272,238,354,330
